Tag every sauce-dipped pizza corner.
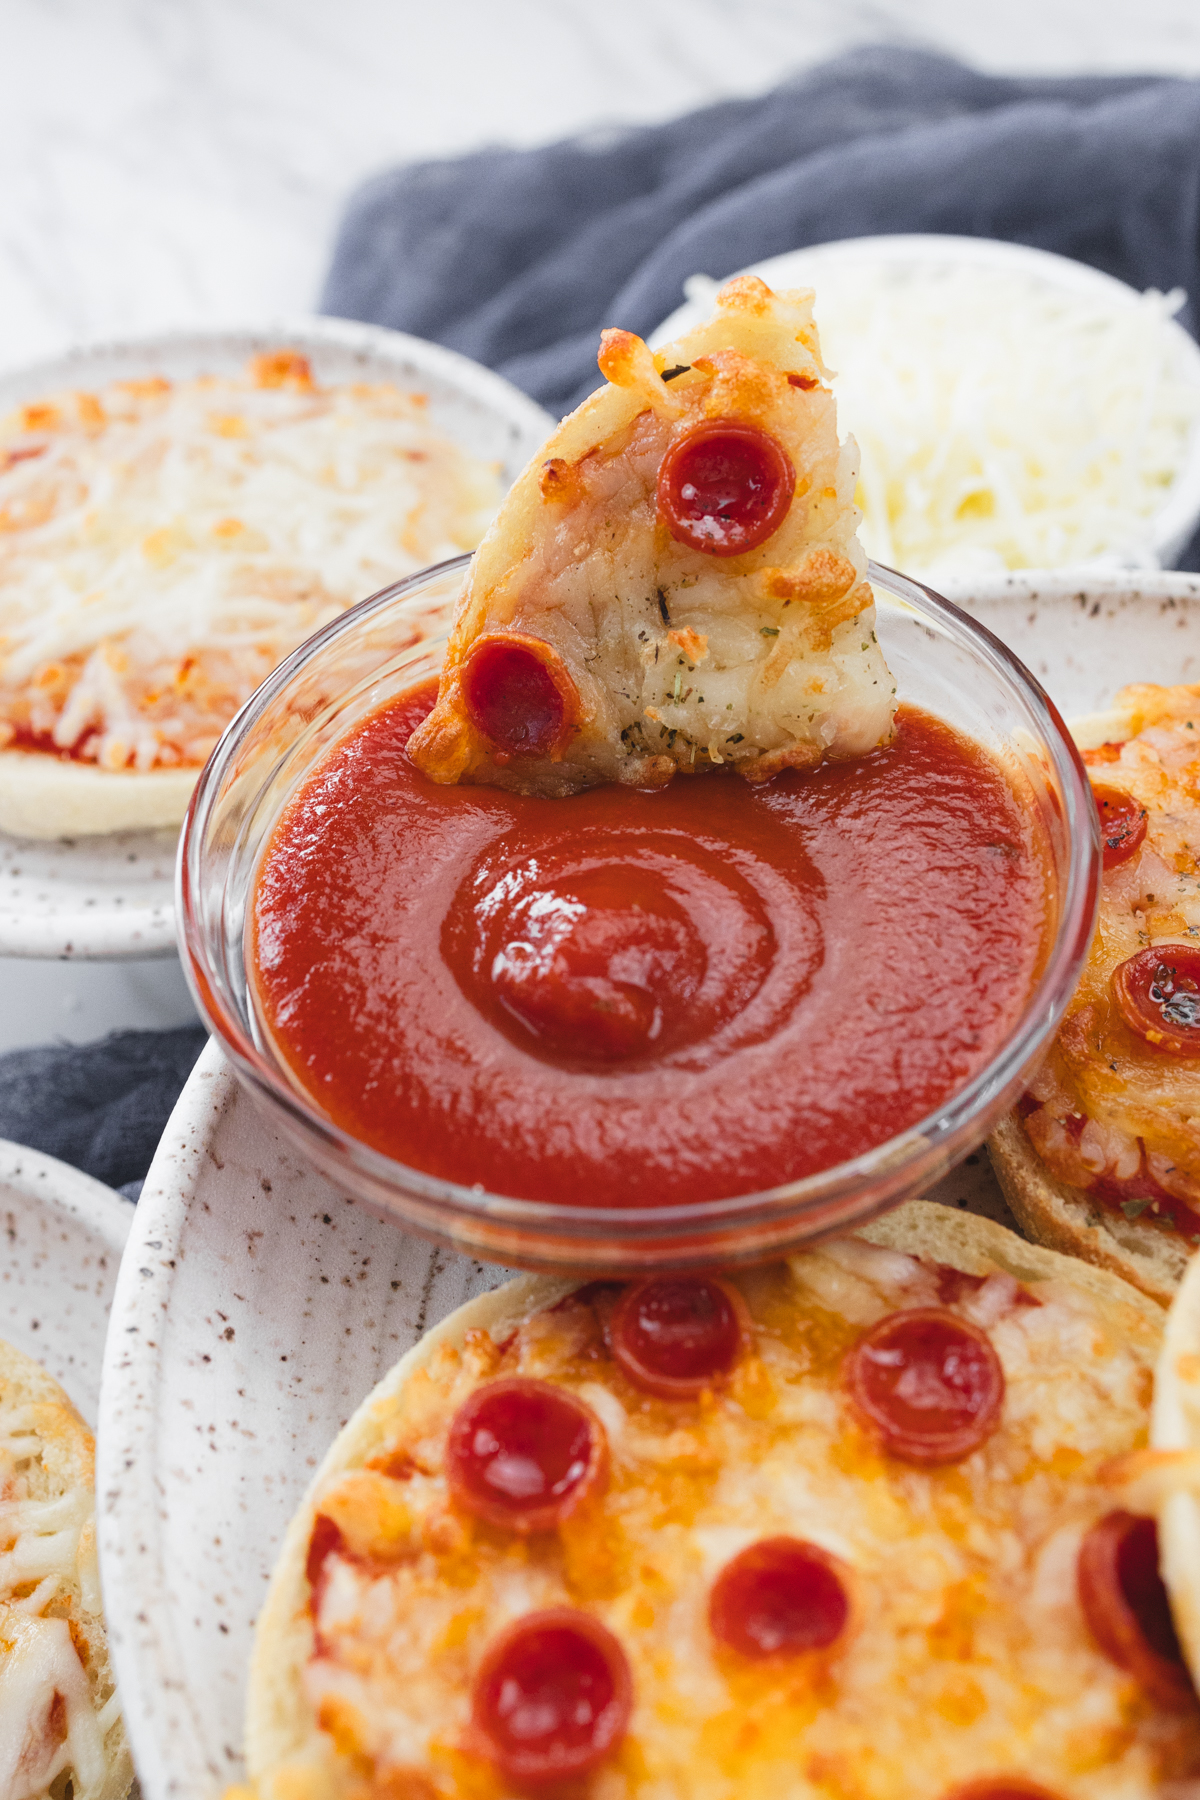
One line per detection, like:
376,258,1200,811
249,279,1055,1207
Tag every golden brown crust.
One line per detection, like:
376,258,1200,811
988,1111,1189,1306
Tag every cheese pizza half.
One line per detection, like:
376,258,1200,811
990,682,1200,1304
234,1202,1199,1800
408,277,895,796
0,1335,132,1800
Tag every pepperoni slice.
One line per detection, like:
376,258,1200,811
657,418,795,557
461,633,578,758
470,1608,632,1784
1077,1510,1195,1709
1113,944,1200,1056
942,1782,1066,1800
446,1377,607,1532
844,1307,1004,1464
609,1275,749,1398
1091,783,1148,870
709,1537,849,1658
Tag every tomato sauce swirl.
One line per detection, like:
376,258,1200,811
250,682,1050,1207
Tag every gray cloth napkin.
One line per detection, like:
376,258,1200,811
322,44,1200,431
0,1027,207,1195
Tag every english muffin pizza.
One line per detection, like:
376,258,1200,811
233,1203,1200,1800
0,1335,132,1800
990,682,1200,1304
409,276,895,797
0,352,502,838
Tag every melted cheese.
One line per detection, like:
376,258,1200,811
0,1401,123,1800
264,1243,1191,1800
0,356,502,772
694,264,1200,577
1025,684,1200,1219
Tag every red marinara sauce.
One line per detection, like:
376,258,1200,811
250,681,1050,1207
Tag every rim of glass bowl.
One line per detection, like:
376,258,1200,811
177,554,1100,1258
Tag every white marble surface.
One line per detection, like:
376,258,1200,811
1,0,1199,1058
3,0,1200,377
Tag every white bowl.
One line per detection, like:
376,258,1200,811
0,317,553,960
651,233,1200,572
98,574,1200,1800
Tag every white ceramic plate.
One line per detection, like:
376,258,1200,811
97,576,1200,1799
0,318,553,961
0,1136,132,1426
651,233,1200,570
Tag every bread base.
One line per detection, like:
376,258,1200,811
988,1111,1190,1307
0,749,198,838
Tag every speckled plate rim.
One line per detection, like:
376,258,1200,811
96,1040,254,1794
0,1134,133,1261
95,1037,514,1797
0,318,553,962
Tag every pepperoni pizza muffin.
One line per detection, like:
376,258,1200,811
991,682,1200,1303
234,1203,1200,1800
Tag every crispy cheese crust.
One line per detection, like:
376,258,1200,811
237,1203,1193,1800
990,683,1200,1301
0,1336,132,1800
408,278,895,796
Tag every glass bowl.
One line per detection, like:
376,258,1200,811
177,555,1099,1274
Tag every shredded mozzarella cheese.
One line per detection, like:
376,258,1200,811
684,264,1200,574
0,1398,125,1800
0,355,502,771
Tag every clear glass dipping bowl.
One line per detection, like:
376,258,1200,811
178,555,1099,1274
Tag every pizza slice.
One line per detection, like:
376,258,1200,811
408,277,896,796
989,681,1200,1304
233,1203,1200,1800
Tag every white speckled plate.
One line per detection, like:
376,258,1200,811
97,1042,509,1798
0,826,181,960
96,578,1200,1799
0,318,553,961
0,1136,132,1426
